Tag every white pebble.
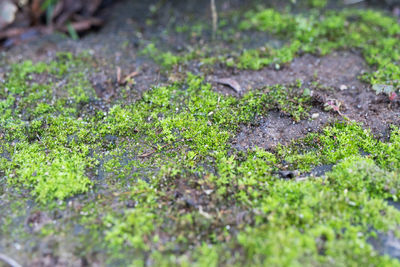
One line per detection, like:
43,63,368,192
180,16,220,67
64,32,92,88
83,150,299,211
311,113,319,119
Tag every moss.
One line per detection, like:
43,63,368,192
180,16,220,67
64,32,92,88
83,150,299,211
374,126,400,171
220,158,400,266
91,73,400,265
327,156,400,200
5,143,92,203
308,0,328,8
104,181,159,251
238,9,296,35
228,41,301,70
140,43,200,70
0,52,99,203
0,52,96,124
2,52,400,265
278,122,400,175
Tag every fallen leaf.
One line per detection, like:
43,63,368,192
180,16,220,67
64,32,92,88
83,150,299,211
122,71,139,85
215,78,242,93
389,91,397,102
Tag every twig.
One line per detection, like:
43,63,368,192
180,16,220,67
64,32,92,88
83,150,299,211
344,0,364,4
116,67,122,84
210,0,218,39
117,68,139,85
0,253,22,267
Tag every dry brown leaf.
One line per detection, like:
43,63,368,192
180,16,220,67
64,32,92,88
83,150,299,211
122,71,139,84
0,0,106,47
215,78,242,93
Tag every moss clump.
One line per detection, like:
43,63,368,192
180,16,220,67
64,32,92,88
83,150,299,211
140,43,201,70
6,143,92,203
210,147,400,266
0,52,95,123
308,0,328,8
241,82,311,122
239,9,296,35
227,41,301,70
104,181,159,252
279,123,400,175
279,122,378,172
327,156,400,200
0,52,98,203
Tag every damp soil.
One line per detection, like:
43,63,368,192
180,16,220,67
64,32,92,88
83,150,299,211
1,0,400,266
224,51,400,150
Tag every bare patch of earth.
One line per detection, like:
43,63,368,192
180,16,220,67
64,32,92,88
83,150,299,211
213,51,400,150
209,51,368,93
231,110,335,151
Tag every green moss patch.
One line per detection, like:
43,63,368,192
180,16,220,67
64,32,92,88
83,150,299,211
94,76,400,265
0,52,98,203
1,54,400,265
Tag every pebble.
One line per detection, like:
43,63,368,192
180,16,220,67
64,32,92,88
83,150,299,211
204,189,214,195
311,113,320,119
340,84,348,90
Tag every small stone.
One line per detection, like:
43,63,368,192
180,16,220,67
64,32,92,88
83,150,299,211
340,84,348,91
204,189,214,195
278,170,299,179
311,113,320,119
0,0,17,30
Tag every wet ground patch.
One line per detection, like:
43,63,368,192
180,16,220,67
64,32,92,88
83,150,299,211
228,51,400,149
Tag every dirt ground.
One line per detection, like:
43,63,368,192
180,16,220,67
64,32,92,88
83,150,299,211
224,51,400,150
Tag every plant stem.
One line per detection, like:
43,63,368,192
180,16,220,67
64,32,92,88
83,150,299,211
211,0,218,39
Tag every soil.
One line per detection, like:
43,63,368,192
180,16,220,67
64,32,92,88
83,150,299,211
225,51,400,150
